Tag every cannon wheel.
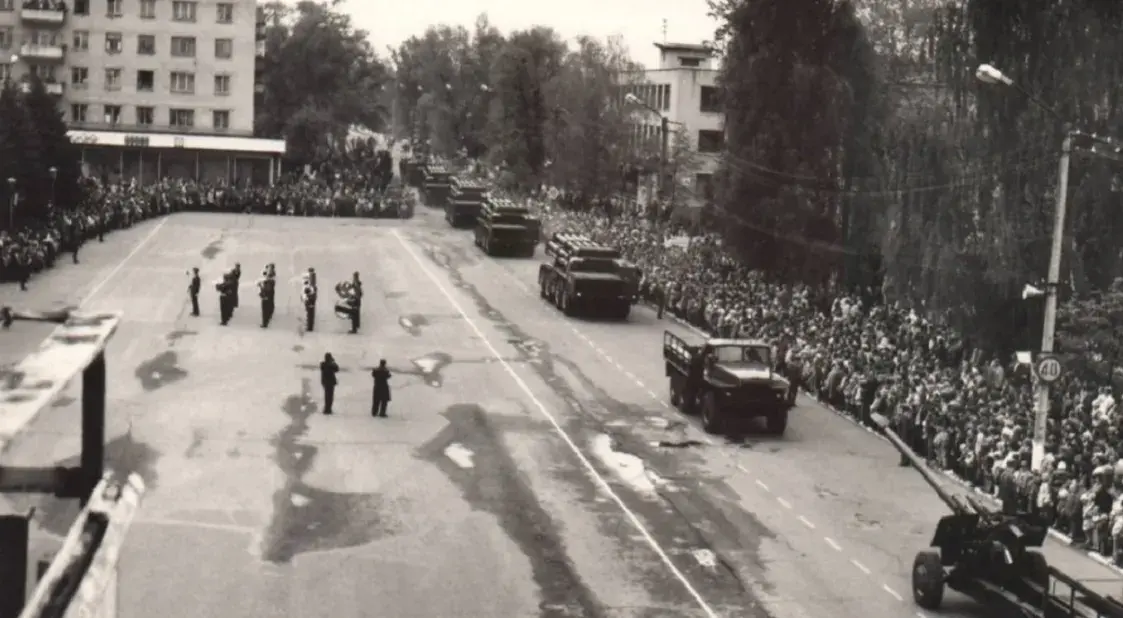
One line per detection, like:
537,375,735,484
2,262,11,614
912,550,944,610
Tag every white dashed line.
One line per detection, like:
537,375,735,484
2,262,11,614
851,559,871,574
776,497,792,509
882,585,902,601
824,537,842,552
755,479,770,491
798,516,815,529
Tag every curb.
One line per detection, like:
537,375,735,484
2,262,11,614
650,303,1123,575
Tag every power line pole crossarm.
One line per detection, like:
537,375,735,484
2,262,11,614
1032,129,1074,471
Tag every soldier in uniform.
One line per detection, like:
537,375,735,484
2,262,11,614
302,274,318,332
216,271,235,325
188,267,201,316
258,263,276,328
335,276,361,334
348,272,363,331
231,263,242,311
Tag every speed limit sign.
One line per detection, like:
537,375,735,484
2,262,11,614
1035,355,1063,383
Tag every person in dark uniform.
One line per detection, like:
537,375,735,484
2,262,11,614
320,353,339,415
188,267,201,316
350,272,362,330
258,264,276,328
371,359,391,417
69,218,82,264
302,278,317,332
231,263,242,311
216,272,234,325
16,249,29,291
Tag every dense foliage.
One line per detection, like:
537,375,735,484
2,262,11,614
255,0,389,167
0,76,82,230
390,17,670,197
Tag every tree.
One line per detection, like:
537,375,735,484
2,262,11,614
1057,279,1123,385
255,0,388,167
715,0,880,283
23,74,80,212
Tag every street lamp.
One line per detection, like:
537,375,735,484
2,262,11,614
976,63,1074,472
48,166,57,208
624,92,671,201
6,177,15,230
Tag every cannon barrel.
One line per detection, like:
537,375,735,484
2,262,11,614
870,413,983,516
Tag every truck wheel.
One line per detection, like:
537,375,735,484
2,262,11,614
561,290,576,316
523,243,536,258
701,393,723,435
616,302,631,320
485,238,493,255
912,550,944,610
765,409,788,435
669,381,681,408
539,276,547,299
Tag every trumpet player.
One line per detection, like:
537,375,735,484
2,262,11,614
334,275,361,334
215,270,235,325
302,273,318,332
231,262,243,312
257,263,276,328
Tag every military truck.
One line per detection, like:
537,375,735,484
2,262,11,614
474,199,541,256
538,234,633,319
663,331,794,435
446,177,489,227
422,164,454,208
544,233,642,304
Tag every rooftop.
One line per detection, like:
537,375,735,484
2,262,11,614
654,42,715,55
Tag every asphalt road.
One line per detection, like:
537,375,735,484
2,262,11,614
1,207,1119,618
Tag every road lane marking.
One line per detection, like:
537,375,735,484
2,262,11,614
852,559,871,574
824,537,842,551
798,516,815,529
391,230,721,618
882,584,903,601
82,218,170,304
444,443,475,468
776,497,792,509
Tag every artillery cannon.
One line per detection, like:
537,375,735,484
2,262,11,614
872,413,1123,617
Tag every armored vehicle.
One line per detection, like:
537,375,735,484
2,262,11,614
663,331,793,435
446,178,489,227
538,234,633,319
474,199,541,256
422,164,454,208
872,412,1123,617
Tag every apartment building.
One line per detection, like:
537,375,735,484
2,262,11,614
625,42,723,208
0,0,283,184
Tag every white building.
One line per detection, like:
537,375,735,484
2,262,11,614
625,42,722,208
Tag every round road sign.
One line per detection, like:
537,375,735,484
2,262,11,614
1036,355,1062,383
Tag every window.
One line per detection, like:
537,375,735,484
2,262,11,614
699,86,720,113
139,0,155,18
72,31,90,51
697,130,724,154
32,65,53,80
216,2,233,23
680,57,701,68
136,69,153,91
171,36,196,57
29,30,56,46
214,38,232,59
136,106,154,126
170,71,194,93
0,65,9,82
213,110,229,130
695,173,715,204
104,68,122,91
137,34,155,55
172,1,196,21
170,108,195,128
70,66,89,89
0,27,11,50
73,0,88,14
105,32,122,54
213,73,230,95
104,104,122,125
71,103,88,123
106,0,122,16
0,0,11,11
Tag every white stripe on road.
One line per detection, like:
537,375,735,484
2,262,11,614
81,218,169,304
444,443,475,469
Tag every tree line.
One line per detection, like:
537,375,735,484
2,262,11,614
0,75,83,230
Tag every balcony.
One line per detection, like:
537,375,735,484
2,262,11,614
68,121,255,138
20,6,67,25
19,81,64,95
19,43,65,61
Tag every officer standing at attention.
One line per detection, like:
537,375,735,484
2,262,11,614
370,359,391,417
302,273,318,332
320,353,339,415
258,263,276,328
231,263,243,312
188,267,201,316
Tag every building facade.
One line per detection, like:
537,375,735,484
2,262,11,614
625,42,723,208
0,0,283,185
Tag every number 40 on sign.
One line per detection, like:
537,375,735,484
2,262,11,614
1035,355,1062,383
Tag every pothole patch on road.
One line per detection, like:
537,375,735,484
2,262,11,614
590,433,664,497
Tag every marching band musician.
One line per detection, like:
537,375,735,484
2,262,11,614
257,263,277,328
188,267,201,316
215,270,235,325
333,276,361,334
302,272,318,332
231,263,243,312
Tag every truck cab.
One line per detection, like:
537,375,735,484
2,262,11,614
422,164,453,208
474,199,541,256
538,234,632,319
663,331,793,435
446,177,489,227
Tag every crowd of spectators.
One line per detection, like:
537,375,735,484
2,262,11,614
520,195,1123,567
